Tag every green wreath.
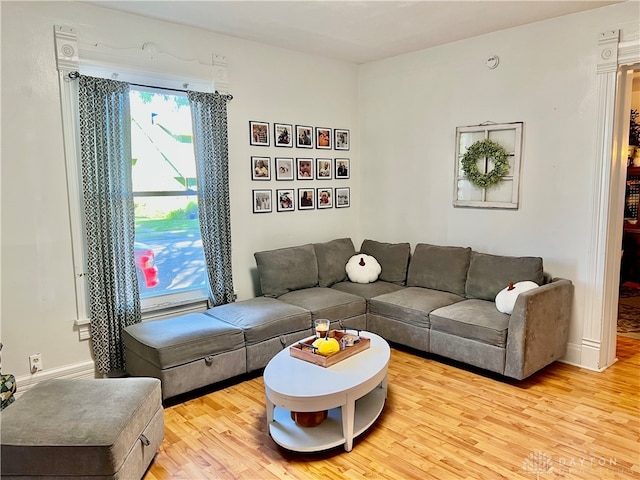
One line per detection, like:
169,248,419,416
461,139,510,188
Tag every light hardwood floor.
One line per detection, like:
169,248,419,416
145,337,640,479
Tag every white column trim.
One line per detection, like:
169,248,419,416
55,25,91,341
584,30,640,372
213,54,229,94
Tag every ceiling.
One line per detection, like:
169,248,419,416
88,1,623,64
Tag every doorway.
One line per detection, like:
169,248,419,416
619,68,640,340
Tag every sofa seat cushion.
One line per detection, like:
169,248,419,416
278,287,366,320
407,243,471,296
206,297,312,346
331,280,405,300
430,299,510,347
369,287,464,329
465,251,544,301
124,313,245,369
360,239,411,285
314,238,356,287
254,243,319,297
0,378,163,478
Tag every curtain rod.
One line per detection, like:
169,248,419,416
68,71,233,100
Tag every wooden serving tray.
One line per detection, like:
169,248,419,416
290,330,370,367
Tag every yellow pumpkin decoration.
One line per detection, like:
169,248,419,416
312,337,340,356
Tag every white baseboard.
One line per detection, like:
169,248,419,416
560,341,583,368
14,360,97,397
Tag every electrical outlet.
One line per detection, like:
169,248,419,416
29,353,42,373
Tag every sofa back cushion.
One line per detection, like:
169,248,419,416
254,244,318,297
314,238,356,287
360,239,411,285
407,244,471,296
465,252,544,301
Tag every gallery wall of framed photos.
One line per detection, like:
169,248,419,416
249,121,351,214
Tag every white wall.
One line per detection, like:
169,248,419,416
357,2,639,359
1,0,638,382
0,2,359,379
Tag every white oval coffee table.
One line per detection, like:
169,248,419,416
263,330,390,452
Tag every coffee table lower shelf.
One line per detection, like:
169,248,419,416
268,385,386,453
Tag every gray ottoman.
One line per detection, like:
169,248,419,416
0,378,163,480
205,297,312,372
124,313,246,399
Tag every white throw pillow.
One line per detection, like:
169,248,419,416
346,254,381,284
495,281,539,314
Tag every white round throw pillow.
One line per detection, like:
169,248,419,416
346,254,381,284
495,281,539,315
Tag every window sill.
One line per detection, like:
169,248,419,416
74,296,210,341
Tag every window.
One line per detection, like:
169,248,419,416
54,25,230,337
130,88,208,309
453,122,523,209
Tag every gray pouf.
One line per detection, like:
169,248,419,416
0,378,163,479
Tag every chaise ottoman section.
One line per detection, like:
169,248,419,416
123,313,246,400
205,297,312,372
0,378,163,479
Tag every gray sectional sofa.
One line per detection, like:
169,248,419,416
124,238,573,400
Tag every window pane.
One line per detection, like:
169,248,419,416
134,195,206,298
130,89,207,301
131,90,196,193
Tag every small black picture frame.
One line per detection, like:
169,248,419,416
316,158,333,180
298,188,315,210
317,187,333,209
275,157,294,181
296,125,314,148
335,187,350,208
315,127,332,149
250,121,269,146
276,189,295,212
296,158,314,180
253,189,272,213
274,123,293,147
334,129,350,151
335,158,350,179
251,156,271,180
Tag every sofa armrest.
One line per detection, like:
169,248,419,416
504,278,574,380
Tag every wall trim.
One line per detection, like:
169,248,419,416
583,31,640,372
14,360,97,397
561,341,583,369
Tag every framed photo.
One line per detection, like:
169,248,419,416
296,125,313,148
298,188,315,210
335,158,350,179
252,189,272,213
249,121,269,146
316,158,333,180
296,158,314,180
276,189,295,212
275,157,294,181
315,127,332,149
335,187,350,208
274,123,293,147
317,188,333,209
251,156,271,180
335,128,350,150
